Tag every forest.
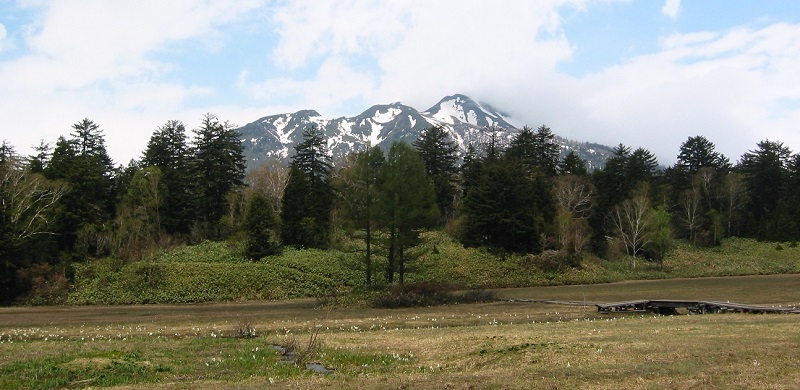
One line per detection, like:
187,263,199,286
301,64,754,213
2,114,799,304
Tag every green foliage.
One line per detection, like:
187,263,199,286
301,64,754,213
461,156,548,253
333,146,385,286
244,193,281,260
43,119,116,257
191,113,247,238
142,119,194,235
114,166,163,261
379,142,439,283
413,125,459,221
68,242,364,304
56,229,800,306
281,125,334,249
559,151,588,176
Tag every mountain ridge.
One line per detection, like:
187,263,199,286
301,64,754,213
238,94,613,170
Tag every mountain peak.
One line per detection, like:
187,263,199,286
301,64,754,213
424,94,516,128
237,94,613,170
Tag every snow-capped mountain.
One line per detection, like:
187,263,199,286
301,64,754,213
238,94,612,170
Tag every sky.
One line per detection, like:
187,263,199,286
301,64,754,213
1,0,800,165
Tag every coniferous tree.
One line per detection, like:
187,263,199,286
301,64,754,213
462,156,543,253
43,119,116,257
676,136,730,174
413,126,459,222
506,125,560,177
738,140,792,239
335,146,385,286
281,125,333,248
191,114,246,238
625,147,659,188
379,142,438,283
559,151,588,176
461,130,555,254
143,120,194,234
244,193,281,260
27,141,51,174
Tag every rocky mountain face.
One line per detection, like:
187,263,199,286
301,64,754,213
238,94,613,170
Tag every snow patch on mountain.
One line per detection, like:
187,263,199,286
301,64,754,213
237,94,614,171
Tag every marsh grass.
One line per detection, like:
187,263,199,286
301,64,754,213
3,275,800,389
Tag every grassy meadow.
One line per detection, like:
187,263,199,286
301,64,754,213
4,234,800,388
2,275,800,389
62,232,800,305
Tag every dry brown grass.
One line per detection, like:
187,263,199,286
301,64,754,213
2,275,800,389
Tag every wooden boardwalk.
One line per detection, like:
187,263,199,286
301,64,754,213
500,298,800,315
595,299,800,315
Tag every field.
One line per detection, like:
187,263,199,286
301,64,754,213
2,274,800,389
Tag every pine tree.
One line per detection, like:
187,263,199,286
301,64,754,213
559,151,588,176
625,147,659,188
413,126,459,222
462,156,543,253
43,119,116,257
27,141,51,174
334,146,385,286
191,114,246,238
281,125,333,248
143,120,194,234
738,140,792,239
676,136,730,174
506,125,560,177
244,193,281,260
379,142,438,283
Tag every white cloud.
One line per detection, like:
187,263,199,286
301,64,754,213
3,0,800,169
270,0,411,69
0,23,10,52
574,23,800,163
0,0,266,162
264,0,580,114
662,0,681,20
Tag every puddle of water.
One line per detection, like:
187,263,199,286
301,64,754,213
271,344,331,374
306,362,332,374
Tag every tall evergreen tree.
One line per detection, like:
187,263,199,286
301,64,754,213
506,125,560,177
462,156,544,253
143,120,194,234
191,114,246,238
559,151,588,176
413,125,459,222
738,140,792,239
27,141,51,174
379,142,438,283
281,125,333,248
244,193,281,260
335,146,385,286
676,136,730,174
43,119,116,256
625,147,659,188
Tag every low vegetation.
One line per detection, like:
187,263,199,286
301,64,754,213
2,275,800,389
49,231,800,306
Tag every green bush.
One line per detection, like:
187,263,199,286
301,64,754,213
61,231,800,306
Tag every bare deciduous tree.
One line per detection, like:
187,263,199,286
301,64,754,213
723,173,748,237
247,159,289,214
611,191,651,268
554,174,593,253
679,188,702,244
1,157,68,245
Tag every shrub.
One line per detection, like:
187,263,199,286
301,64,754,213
371,281,457,308
529,250,580,273
15,263,70,305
